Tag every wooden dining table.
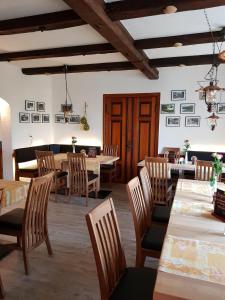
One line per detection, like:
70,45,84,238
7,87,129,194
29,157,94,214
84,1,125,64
154,179,225,300
54,153,119,191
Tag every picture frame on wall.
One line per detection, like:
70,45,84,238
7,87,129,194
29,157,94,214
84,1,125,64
217,103,225,114
68,115,80,124
31,113,41,123
25,100,35,111
171,90,186,101
180,103,195,114
161,104,175,114
55,114,65,124
19,112,30,123
199,91,206,100
37,101,45,112
166,116,180,127
42,114,50,123
185,116,201,127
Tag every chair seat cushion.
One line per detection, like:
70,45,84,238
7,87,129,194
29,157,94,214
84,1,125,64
0,208,24,231
152,206,171,223
56,171,68,178
141,225,166,251
88,173,98,182
110,267,157,300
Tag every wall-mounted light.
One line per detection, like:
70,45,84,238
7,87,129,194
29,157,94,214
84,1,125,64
163,6,177,14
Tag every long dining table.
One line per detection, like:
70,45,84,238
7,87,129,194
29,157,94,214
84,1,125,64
154,179,225,300
54,153,119,191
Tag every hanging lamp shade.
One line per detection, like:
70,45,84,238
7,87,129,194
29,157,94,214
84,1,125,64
207,113,220,131
61,65,73,123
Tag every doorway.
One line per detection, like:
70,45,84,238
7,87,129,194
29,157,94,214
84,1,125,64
103,93,160,183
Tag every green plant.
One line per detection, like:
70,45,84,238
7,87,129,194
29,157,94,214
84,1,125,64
210,152,223,186
183,139,191,153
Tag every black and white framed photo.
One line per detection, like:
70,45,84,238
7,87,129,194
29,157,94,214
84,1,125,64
166,116,180,127
25,100,35,111
68,115,80,124
180,103,195,114
171,90,186,101
55,114,65,124
161,104,175,114
199,91,206,100
185,116,201,127
217,103,225,114
37,101,45,112
19,112,30,123
42,114,50,123
31,113,41,123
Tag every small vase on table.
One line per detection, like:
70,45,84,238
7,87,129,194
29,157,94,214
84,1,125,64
184,151,188,164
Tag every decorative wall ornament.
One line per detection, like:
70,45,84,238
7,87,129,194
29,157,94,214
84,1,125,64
161,104,175,114
25,100,35,111
31,113,41,123
69,115,80,124
19,112,30,123
37,102,45,112
185,116,201,127
171,90,186,101
42,114,50,123
217,103,225,114
166,116,180,127
55,114,65,124
180,103,195,114
80,102,90,131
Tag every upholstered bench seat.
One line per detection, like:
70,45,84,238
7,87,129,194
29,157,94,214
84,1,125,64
19,160,37,170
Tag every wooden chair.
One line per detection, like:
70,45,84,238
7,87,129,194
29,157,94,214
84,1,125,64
140,167,171,225
101,145,118,185
35,150,68,200
127,177,166,267
145,157,173,206
0,173,54,275
67,153,98,206
195,160,219,181
86,198,157,300
163,147,180,163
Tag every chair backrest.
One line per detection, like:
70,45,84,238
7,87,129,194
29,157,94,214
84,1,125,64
102,145,118,157
195,160,214,181
86,198,126,300
0,188,3,207
139,167,153,224
23,172,53,250
35,150,56,176
126,177,149,248
163,147,180,163
67,152,88,195
145,157,169,205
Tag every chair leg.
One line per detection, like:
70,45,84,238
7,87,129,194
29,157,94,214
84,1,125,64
0,276,5,299
109,172,112,186
95,184,98,199
45,234,53,256
136,251,146,268
22,247,29,275
85,191,88,207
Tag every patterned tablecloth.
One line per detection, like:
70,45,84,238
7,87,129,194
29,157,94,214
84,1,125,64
160,235,225,285
0,179,29,208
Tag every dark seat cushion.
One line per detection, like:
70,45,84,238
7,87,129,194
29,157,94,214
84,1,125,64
19,169,38,173
110,267,157,300
141,225,166,251
100,164,116,170
152,179,173,188
152,206,171,223
0,208,24,231
56,171,68,178
88,173,98,182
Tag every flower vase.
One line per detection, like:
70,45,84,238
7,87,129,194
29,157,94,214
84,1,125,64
72,144,76,153
185,151,188,164
213,176,218,193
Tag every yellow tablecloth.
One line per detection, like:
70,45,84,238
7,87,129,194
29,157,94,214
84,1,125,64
0,179,29,208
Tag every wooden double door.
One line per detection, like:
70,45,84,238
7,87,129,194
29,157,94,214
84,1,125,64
103,93,160,183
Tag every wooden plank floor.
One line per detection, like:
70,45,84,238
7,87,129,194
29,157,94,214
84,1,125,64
0,183,157,300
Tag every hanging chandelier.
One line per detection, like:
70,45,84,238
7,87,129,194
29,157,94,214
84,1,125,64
61,65,73,123
196,10,225,131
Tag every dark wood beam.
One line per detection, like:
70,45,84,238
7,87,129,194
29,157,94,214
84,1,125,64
106,0,225,21
135,30,224,49
21,54,222,75
0,43,116,61
62,0,158,79
0,10,85,35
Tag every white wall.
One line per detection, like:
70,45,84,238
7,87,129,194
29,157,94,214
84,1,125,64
51,65,225,152
0,62,53,179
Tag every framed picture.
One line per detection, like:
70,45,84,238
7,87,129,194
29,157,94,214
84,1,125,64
166,116,180,127
171,90,186,101
217,103,225,114
42,114,50,123
199,91,206,100
185,116,201,127
25,100,35,111
55,114,65,124
68,115,80,124
180,103,195,114
37,102,45,112
19,112,30,123
161,104,175,114
31,113,41,123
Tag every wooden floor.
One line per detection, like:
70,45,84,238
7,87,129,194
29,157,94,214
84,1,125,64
0,183,157,300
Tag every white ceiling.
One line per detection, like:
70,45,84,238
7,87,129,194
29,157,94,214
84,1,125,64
0,1,225,68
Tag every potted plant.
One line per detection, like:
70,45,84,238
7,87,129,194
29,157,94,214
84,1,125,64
183,139,191,164
210,152,223,192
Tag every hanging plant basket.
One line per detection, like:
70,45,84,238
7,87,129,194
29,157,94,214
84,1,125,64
81,102,90,131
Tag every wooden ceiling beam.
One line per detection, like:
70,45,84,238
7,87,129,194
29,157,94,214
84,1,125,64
62,0,158,79
22,54,222,75
106,0,225,21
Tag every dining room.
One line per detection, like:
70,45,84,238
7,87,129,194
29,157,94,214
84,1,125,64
1,1,225,299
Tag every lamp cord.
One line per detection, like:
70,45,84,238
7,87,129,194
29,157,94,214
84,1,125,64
64,65,73,105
